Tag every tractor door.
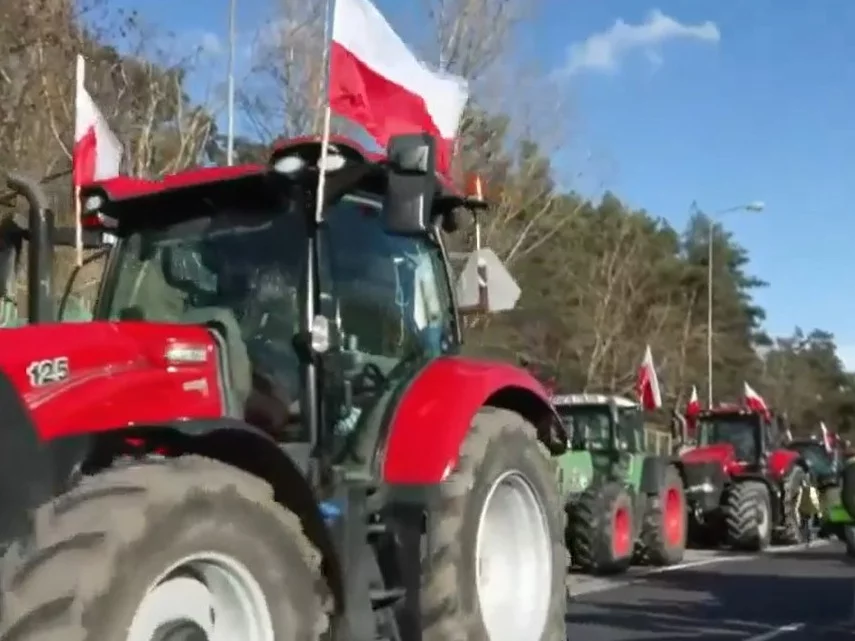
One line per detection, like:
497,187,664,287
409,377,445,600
317,192,457,465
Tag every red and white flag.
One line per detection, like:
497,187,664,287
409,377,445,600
73,55,122,187
819,421,833,453
742,381,770,420
685,384,701,431
635,345,662,411
329,0,469,176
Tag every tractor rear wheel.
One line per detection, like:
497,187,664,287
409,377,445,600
0,456,331,641
638,465,687,565
421,407,566,641
724,480,772,551
775,465,809,545
568,481,634,574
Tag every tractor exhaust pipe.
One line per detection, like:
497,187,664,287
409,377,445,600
4,173,54,324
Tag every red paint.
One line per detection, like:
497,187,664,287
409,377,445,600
767,449,800,479
680,443,736,466
381,356,555,484
72,126,97,186
329,43,455,175
664,486,684,547
0,322,222,441
612,506,631,558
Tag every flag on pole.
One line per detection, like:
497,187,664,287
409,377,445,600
742,381,770,420
685,384,700,433
73,55,122,265
635,345,662,411
74,56,122,187
819,421,833,453
328,0,469,176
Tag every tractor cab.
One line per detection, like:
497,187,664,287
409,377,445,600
553,393,642,454
692,405,784,471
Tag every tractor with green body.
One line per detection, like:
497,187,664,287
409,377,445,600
553,393,687,574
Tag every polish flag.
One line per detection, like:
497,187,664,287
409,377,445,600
329,0,468,176
635,345,662,411
73,55,122,187
742,381,770,420
685,385,700,432
819,421,833,453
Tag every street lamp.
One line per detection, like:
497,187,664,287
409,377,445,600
694,200,765,406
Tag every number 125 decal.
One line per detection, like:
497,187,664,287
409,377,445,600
26,357,70,387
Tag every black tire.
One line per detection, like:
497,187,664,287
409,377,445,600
568,481,634,575
0,456,330,641
638,465,687,565
724,480,772,551
775,465,809,545
421,407,566,641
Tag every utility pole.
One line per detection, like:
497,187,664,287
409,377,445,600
226,0,236,166
698,200,765,407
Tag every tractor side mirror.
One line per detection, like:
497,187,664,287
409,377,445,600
382,133,437,234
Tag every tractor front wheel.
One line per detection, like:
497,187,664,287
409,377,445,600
724,480,772,551
421,407,566,641
638,465,687,565
568,481,634,574
0,456,331,641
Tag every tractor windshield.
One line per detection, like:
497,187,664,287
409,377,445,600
557,405,611,450
697,412,759,461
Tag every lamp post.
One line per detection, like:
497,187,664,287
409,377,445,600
694,200,765,406
226,0,237,166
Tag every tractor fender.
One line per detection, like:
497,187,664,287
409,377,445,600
767,448,801,480
639,456,674,495
380,355,565,484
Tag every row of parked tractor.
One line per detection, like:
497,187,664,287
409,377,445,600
544,390,855,574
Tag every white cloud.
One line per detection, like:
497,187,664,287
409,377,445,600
561,9,720,76
200,32,224,57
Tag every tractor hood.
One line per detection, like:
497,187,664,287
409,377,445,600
0,321,223,440
680,443,736,465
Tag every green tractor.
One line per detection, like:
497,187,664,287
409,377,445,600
553,393,687,574
786,435,855,556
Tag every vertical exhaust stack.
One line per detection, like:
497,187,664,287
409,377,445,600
4,174,55,323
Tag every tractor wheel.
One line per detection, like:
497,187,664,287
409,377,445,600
844,525,855,558
568,481,634,575
0,456,331,641
421,407,566,641
775,465,809,545
638,465,687,565
724,480,772,551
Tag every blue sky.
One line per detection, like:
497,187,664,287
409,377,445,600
109,0,855,364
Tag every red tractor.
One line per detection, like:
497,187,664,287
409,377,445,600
0,135,568,641
677,404,807,550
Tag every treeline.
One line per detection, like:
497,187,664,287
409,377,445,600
2,0,852,435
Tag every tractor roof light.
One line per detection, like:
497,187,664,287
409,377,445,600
270,144,349,176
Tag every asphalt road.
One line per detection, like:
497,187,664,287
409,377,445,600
565,541,855,640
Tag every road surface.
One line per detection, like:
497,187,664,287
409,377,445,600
565,541,855,640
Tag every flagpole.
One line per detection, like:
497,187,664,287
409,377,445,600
74,56,85,267
226,0,237,166
313,0,333,224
